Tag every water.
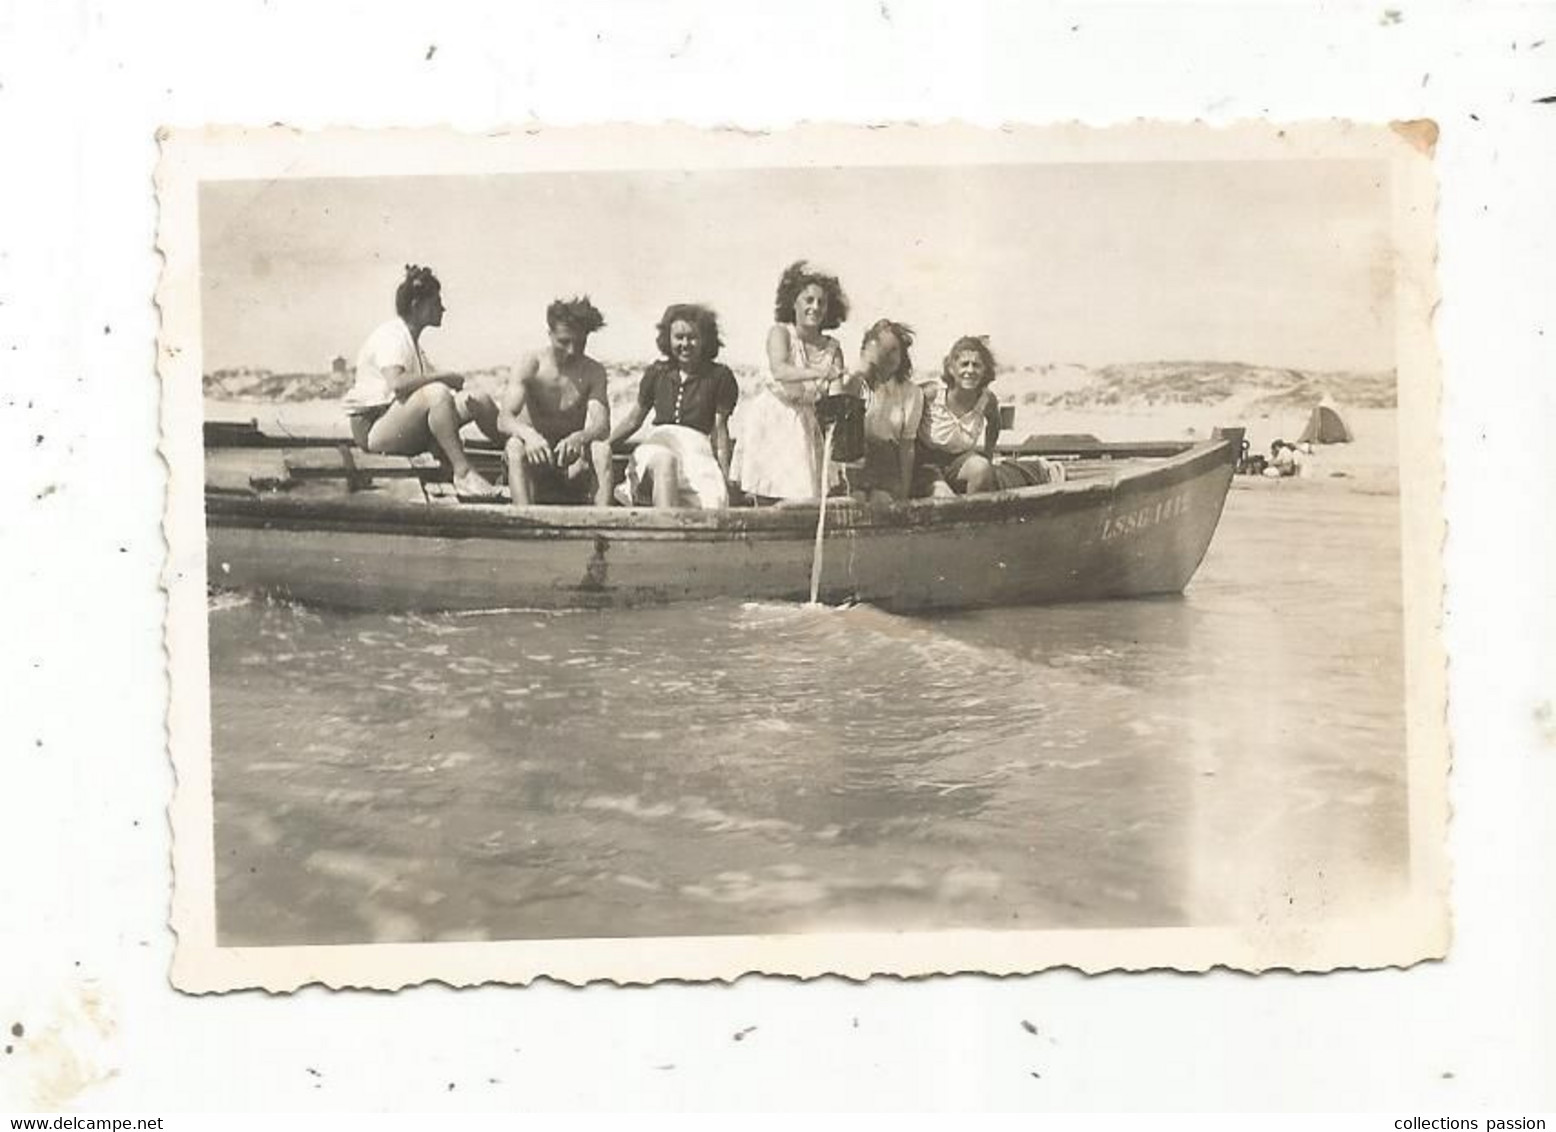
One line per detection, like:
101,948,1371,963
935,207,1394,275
208,483,1407,946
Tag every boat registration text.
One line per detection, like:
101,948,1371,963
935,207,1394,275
1100,493,1191,542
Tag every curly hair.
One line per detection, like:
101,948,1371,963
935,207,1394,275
773,260,849,330
546,295,606,335
941,335,998,388
861,319,915,383
394,264,441,318
654,303,723,364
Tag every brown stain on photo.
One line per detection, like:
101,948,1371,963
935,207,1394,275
2,982,118,1110
1390,119,1440,157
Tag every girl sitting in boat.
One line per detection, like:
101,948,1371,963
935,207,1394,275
842,319,922,504
730,260,849,503
341,265,505,498
915,335,1003,497
608,303,740,508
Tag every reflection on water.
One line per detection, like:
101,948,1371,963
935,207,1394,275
209,486,1406,946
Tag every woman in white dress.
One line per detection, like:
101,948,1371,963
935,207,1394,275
730,261,849,502
608,303,741,508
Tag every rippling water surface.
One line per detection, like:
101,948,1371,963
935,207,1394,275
209,485,1407,945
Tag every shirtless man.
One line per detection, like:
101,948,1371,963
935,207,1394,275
498,297,614,507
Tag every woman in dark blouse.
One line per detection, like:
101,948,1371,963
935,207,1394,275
608,303,740,507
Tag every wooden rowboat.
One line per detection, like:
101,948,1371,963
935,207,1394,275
204,423,1242,613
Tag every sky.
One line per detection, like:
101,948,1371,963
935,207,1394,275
199,159,1395,375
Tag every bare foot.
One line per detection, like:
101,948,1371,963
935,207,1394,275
454,468,502,499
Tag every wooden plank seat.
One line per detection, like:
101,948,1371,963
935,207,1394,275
279,446,503,488
281,448,437,480
1000,434,1195,460
275,447,519,505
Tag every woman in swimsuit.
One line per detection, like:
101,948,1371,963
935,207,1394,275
915,335,1003,497
843,319,922,504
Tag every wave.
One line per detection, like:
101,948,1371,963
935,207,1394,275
206,589,254,613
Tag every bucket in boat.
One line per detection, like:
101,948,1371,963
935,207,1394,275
815,393,867,464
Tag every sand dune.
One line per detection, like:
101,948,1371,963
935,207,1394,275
205,358,1398,494
206,358,1394,410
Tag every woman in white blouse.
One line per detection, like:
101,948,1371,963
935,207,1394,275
341,265,504,498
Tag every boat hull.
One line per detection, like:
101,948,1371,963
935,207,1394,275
205,439,1236,613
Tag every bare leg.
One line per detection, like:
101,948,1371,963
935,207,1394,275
458,389,505,445
423,386,477,478
954,454,996,494
364,394,432,455
588,440,614,508
504,437,535,505
368,383,474,477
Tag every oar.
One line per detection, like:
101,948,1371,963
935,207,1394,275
808,421,837,605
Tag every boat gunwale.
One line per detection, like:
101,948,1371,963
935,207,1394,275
204,437,1237,543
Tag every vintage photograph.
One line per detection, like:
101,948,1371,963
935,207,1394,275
160,123,1447,989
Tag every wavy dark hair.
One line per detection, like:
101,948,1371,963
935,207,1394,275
773,260,849,330
394,264,441,318
655,303,723,364
941,335,998,389
546,295,606,335
861,319,915,384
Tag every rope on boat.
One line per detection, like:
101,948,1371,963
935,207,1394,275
808,422,836,605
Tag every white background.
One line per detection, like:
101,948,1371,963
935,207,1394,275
1,0,1553,1112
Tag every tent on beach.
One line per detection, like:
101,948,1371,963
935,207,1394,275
1297,396,1354,444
